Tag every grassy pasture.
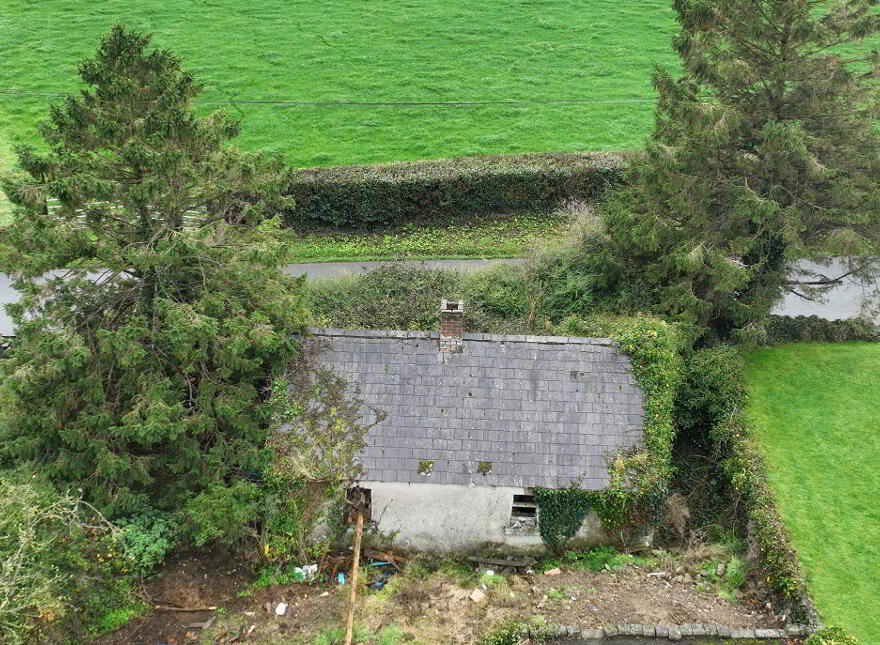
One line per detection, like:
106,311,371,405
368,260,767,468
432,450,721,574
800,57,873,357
746,343,880,643
0,0,679,169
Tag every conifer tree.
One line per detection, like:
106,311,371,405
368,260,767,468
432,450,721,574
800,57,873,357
0,25,304,515
592,0,880,340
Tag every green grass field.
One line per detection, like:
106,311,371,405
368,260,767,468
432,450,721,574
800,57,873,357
746,343,880,643
0,0,680,169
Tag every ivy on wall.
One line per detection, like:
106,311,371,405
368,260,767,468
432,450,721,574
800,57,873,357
531,487,593,550
535,314,684,548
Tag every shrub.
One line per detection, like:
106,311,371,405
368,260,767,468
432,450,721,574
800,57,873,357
676,346,747,436
306,263,539,334
183,480,263,548
285,152,628,228
306,265,462,330
806,627,860,645
0,469,139,644
117,510,180,575
481,620,528,645
765,315,880,344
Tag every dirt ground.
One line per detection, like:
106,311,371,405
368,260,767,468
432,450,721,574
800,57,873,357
94,550,788,645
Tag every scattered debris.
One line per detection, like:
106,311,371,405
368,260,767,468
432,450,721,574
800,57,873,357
467,555,535,574
185,616,216,630
154,604,217,612
294,564,318,582
544,568,562,576
320,591,330,597
469,589,486,603
274,602,288,616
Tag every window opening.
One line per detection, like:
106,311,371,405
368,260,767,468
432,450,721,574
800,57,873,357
506,492,538,535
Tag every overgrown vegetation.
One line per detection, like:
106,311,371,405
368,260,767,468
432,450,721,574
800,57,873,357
541,545,656,574
0,469,143,644
805,627,861,645
550,315,684,546
306,263,539,334
674,346,813,621
765,314,880,344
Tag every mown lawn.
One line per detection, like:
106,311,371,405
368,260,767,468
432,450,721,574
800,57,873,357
0,0,680,167
746,343,880,643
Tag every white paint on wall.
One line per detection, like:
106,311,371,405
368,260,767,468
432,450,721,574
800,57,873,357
363,480,606,553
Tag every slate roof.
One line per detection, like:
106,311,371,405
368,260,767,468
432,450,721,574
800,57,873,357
308,327,645,490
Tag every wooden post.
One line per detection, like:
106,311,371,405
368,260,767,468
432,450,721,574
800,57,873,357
344,492,364,645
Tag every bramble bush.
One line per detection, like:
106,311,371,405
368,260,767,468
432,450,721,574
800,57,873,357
306,263,540,334
0,469,140,645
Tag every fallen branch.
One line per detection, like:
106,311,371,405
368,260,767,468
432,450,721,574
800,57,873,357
154,605,217,612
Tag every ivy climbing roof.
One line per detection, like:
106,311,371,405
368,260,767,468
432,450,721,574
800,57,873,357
307,327,645,489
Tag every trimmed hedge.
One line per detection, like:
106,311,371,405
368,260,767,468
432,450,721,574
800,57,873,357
284,151,630,228
765,315,880,344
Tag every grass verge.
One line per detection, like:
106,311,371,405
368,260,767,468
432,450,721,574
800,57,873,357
284,211,566,262
746,343,880,643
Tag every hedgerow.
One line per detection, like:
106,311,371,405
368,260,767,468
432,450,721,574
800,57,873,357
765,315,880,344
285,151,628,228
682,347,816,623
535,315,684,548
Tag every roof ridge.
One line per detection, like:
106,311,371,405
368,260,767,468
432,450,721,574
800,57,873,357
305,326,614,346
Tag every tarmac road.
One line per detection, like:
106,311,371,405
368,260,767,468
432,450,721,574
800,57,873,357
1,258,876,336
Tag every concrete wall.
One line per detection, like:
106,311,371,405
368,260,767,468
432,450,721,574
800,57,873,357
363,480,607,553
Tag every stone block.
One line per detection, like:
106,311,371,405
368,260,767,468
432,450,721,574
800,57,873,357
579,628,603,639
731,628,756,639
667,627,682,641
602,625,618,638
755,628,785,639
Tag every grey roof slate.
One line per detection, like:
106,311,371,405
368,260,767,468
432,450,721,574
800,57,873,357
307,327,644,490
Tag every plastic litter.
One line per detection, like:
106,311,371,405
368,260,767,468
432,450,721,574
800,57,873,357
366,560,399,590
274,602,288,616
337,572,346,585
293,563,318,582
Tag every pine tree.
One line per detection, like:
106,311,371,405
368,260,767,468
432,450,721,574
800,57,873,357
592,0,880,340
0,25,304,515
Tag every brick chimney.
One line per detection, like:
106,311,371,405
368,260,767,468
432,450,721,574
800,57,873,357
439,299,464,353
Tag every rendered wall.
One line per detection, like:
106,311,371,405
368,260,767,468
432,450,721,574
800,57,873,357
363,481,607,552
